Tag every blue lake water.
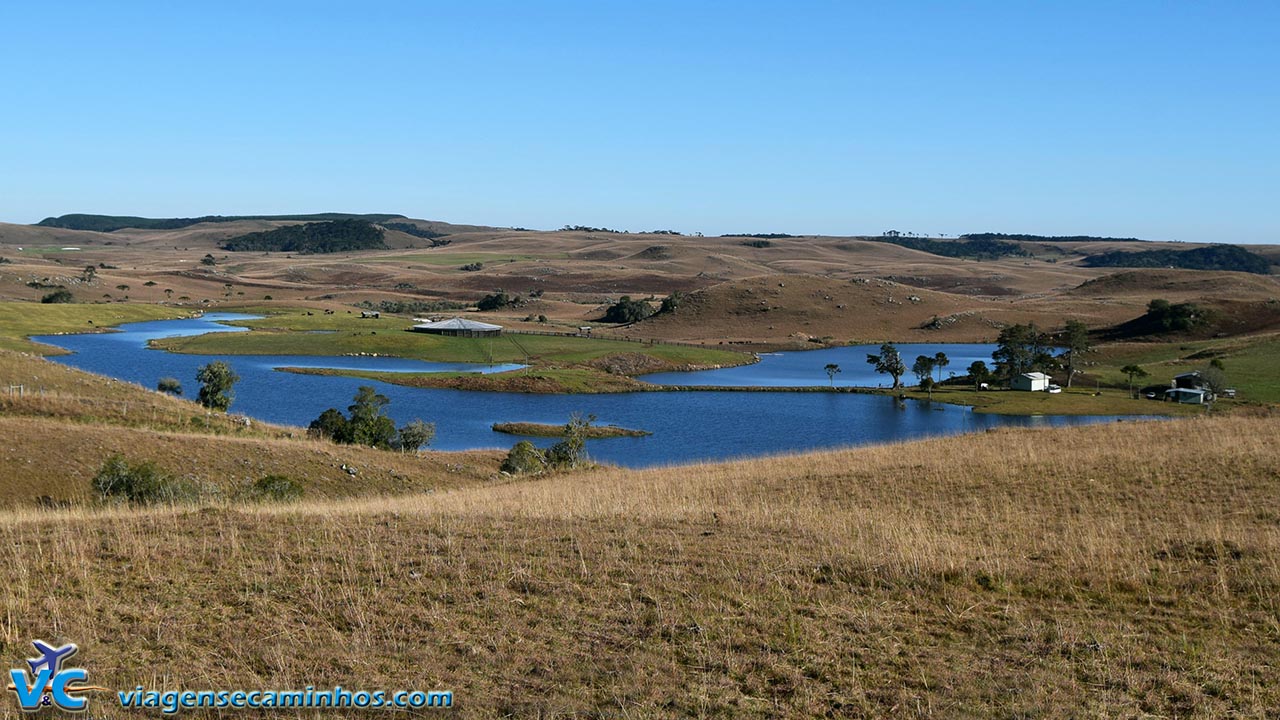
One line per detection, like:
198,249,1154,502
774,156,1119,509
34,314,1132,468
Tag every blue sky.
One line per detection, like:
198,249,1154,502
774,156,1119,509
1,1,1276,242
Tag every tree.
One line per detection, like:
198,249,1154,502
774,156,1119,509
196,361,239,411
824,363,841,386
992,323,1053,382
919,376,935,399
968,360,991,390
1059,320,1090,388
477,291,514,311
41,289,74,304
156,377,183,396
308,408,351,442
658,291,684,315
933,351,950,383
601,296,654,324
545,413,591,469
201,253,217,266
1199,366,1228,395
347,386,397,448
395,419,436,453
912,355,936,387
81,265,96,282
866,344,906,389
1120,364,1149,396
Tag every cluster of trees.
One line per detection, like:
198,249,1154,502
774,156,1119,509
477,291,522,311
872,235,1029,261
739,239,773,248
92,454,302,505
460,262,484,272
1141,299,1206,332
41,289,74,303
221,220,388,254
356,299,466,315
560,225,621,233
865,320,1095,391
37,213,404,233
1083,244,1272,274
601,296,654,324
308,386,435,452
500,414,592,475
722,233,796,239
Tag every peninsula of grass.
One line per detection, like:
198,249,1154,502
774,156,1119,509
278,366,650,394
492,421,651,438
894,385,1205,416
150,309,748,368
0,301,189,353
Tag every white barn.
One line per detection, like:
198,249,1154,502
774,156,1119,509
1011,372,1051,392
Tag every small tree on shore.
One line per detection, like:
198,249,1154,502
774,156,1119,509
912,355,936,388
968,360,991,390
1121,364,1149,396
933,351,949,383
1060,320,1091,388
196,361,239,411
157,377,183,396
824,363,841,386
866,343,906,389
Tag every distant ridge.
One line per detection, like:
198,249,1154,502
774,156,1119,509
961,232,1147,243
35,213,407,233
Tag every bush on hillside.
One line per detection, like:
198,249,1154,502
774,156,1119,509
41,289,74,304
501,441,547,475
253,474,305,502
92,454,196,505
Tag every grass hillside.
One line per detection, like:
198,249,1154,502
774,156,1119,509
1,414,1277,716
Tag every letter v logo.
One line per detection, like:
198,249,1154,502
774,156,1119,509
9,668,51,710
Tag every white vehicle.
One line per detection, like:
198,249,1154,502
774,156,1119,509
1046,384,1063,394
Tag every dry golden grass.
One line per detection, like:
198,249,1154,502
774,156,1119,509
2,414,1277,717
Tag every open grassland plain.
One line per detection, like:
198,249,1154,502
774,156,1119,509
0,414,1277,717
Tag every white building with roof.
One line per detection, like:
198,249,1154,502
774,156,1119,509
411,317,503,337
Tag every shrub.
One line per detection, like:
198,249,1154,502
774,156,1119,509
41,289,74,304
460,262,484,272
394,419,436,453
253,474,304,502
477,291,517,311
92,454,195,504
157,377,183,396
501,441,547,475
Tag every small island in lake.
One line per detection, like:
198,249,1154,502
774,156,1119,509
492,421,652,438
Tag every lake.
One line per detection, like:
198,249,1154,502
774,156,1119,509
34,314,1130,468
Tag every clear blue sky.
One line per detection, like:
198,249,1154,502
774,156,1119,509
1,1,1276,242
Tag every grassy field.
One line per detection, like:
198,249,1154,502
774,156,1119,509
280,365,650,394
2,413,1277,716
151,310,749,368
1088,333,1280,404
0,301,187,353
900,385,1204,416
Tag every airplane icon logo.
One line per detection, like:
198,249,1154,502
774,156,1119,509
28,641,77,676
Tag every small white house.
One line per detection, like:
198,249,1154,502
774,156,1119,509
1165,388,1209,404
1011,372,1051,392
